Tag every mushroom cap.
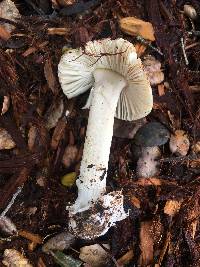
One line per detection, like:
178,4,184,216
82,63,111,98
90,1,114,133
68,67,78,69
58,38,153,121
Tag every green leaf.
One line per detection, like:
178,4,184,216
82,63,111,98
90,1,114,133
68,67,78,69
52,251,82,267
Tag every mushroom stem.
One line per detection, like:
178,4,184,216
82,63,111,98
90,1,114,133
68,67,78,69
71,69,126,213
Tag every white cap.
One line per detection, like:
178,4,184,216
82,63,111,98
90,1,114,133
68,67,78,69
58,38,153,121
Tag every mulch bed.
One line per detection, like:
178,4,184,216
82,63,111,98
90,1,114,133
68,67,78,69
0,0,200,266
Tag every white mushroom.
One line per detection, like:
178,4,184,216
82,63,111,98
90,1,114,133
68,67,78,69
58,38,153,238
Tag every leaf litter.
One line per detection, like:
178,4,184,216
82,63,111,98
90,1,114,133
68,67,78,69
0,0,200,266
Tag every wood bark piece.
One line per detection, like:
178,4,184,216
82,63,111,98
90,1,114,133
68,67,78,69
0,168,30,210
119,17,155,41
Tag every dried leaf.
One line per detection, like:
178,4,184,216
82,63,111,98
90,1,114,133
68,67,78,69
0,128,15,150
61,172,77,187
164,200,182,217
52,251,82,267
42,232,75,252
44,58,59,95
79,244,110,267
120,17,155,41
3,249,33,267
169,130,190,156
62,145,79,168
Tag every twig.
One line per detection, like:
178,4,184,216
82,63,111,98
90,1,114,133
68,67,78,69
185,42,200,50
181,38,189,65
98,243,120,267
136,36,163,56
188,30,200,37
160,154,198,163
0,186,22,217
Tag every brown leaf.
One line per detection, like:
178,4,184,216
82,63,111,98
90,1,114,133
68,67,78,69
44,58,59,95
0,25,11,40
119,17,155,41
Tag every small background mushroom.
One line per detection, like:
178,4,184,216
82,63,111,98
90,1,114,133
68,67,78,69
131,122,170,178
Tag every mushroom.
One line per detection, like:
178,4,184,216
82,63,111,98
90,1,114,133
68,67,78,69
131,122,170,178
58,38,153,239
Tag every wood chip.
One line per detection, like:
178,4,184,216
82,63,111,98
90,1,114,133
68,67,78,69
158,84,165,96
44,58,59,95
51,119,67,150
136,177,177,186
139,221,154,266
1,95,10,115
37,257,46,267
117,250,134,266
169,130,190,156
135,43,147,56
119,17,155,41
0,25,11,40
131,196,141,209
47,28,69,35
164,200,182,217
62,145,79,168
18,229,43,244
22,41,49,57
0,128,16,150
